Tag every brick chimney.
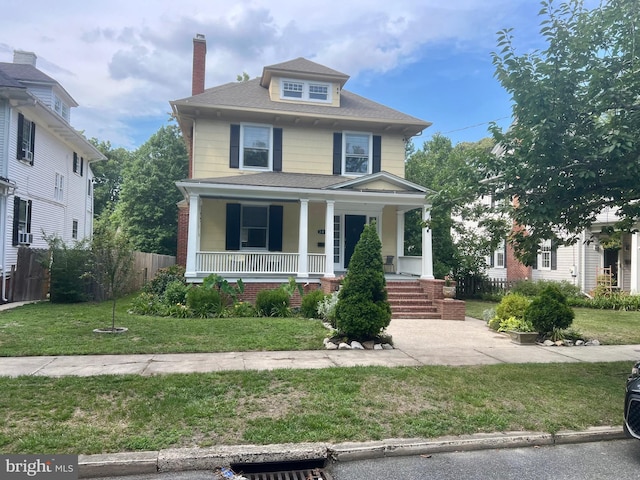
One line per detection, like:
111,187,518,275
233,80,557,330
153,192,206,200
13,50,37,67
192,34,206,95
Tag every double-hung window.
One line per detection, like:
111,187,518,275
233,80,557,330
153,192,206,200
17,113,35,165
282,81,304,98
241,205,268,249
72,220,78,240
241,125,271,169
12,196,32,246
344,133,372,175
540,239,552,270
54,173,64,202
494,239,506,268
73,152,84,176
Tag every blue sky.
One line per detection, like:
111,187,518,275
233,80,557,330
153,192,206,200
0,0,553,150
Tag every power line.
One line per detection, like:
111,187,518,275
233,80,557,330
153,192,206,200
441,116,511,134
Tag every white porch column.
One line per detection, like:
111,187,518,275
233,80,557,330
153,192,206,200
631,232,640,294
185,194,200,279
324,200,335,278
421,206,434,279
396,209,404,274
298,199,309,278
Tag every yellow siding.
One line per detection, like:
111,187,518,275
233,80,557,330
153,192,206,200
200,198,226,250
381,206,398,258
281,203,299,252
308,202,326,253
192,119,407,179
362,180,411,191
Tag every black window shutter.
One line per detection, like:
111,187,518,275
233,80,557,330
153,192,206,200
29,122,35,165
26,200,32,233
229,124,240,169
80,157,84,176
12,196,20,246
551,241,558,270
225,203,241,250
333,133,342,175
503,241,508,268
16,113,24,160
372,135,381,173
268,205,283,252
73,152,78,172
532,252,538,270
273,128,283,172
489,252,495,268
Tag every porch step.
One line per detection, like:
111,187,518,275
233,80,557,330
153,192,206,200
386,281,442,320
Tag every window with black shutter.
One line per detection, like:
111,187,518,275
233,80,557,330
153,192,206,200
16,113,35,165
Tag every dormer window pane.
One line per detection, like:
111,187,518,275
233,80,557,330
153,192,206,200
283,81,303,98
309,84,328,100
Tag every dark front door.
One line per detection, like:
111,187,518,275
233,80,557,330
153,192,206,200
604,248,619,286
344,215,366,268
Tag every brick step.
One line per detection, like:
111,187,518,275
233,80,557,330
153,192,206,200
392,311,442,319
391,304,438,313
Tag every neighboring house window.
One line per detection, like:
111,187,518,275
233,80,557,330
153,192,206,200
12,196,32,246
494,239,506,268
344,133,372,174
72,220,78,239
54,173,64,201
540,239,552,270
16,113,35,165
230,125,282,171
73,153,84,176
225,203,283,252
280,79,331,103
241,205,268,249
333,133,381,175
87,178,92,197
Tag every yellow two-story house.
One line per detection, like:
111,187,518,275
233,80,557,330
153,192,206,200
171,35,436,296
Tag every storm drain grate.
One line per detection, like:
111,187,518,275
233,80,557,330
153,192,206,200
241,468,332,480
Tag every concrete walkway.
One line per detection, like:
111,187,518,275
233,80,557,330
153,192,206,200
1,316,639,378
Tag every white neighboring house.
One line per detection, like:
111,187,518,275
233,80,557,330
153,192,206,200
0,50,105,300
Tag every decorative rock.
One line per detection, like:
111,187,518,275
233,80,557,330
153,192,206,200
592,339,601,346
576,340,584,346
564,339,574,346
554,340,564,346
323,338,330,345
351,341,364,350
382,343,394,350
338,342,351,350
374,344,383,350
543,340,554,346
325,342,338,350
362,341,375,350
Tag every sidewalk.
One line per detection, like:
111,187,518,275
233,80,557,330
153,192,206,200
1,317,639,377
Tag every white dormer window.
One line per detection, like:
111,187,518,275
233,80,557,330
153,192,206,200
53,94,70,122
280,79,331,103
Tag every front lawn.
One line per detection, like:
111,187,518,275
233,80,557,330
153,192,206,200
0,298,328,356
465,299,640,345
0,362,628,454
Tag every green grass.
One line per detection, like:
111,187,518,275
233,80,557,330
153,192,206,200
0,297,328,356
0,362,628,454
465,299,640,344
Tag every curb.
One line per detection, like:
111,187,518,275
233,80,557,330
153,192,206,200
78,426,628,478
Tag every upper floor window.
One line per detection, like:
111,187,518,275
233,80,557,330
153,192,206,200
53,95,70,122
494,239,505,268
73,153,84,176
343,133,372,175
16,113,35,165
72,220,78,240
241,124,272,169
54,173,64,202
540,239,552,270
280,79,331,103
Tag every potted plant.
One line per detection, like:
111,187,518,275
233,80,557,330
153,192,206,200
442,275,456,299
498,316,539,344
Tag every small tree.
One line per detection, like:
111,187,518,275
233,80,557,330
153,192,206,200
91,220,135,331
335,223,391,340
524,285,575,337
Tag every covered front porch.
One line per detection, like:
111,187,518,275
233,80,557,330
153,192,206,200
178,171,435,283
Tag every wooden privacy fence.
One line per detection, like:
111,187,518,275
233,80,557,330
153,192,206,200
4,248,175,303
456,276,518,299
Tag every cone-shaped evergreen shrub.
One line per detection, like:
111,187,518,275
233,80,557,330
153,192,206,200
524,284,574,335
335,223,391,339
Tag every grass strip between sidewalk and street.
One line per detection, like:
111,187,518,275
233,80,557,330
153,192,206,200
0,362,629,454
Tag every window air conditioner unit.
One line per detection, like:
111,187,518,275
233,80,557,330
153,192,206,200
18,232,33,245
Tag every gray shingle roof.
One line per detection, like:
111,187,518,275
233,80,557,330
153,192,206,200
0,68,24,89
173,77,428,125
264,58,349,78
0,62,57,85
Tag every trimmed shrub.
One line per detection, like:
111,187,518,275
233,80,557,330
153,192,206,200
144,265,185,297
186,286,224,318
511,279,582,299
300,289,326,318
495,293,530,321
524,285,574,335
162,280,190,306
335,223,391,340
255,288,290,317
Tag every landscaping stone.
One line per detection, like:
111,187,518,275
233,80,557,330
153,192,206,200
382,343,394,350
325,342,338,350
576,340,584,346
363,341,375,350
374,344,383,350
543,340,554,346
351,341,364,350
338,342,351,350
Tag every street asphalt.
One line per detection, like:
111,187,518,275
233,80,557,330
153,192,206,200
1,301,638,477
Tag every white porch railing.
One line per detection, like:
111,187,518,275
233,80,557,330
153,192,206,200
196,252,326,275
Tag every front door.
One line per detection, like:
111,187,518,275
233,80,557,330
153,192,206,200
604,248,619,287
344,214,366,268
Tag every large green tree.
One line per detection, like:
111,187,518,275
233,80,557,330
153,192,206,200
405,134,502,278
490,0,640,263
113,124,188,256
90,139,131,217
